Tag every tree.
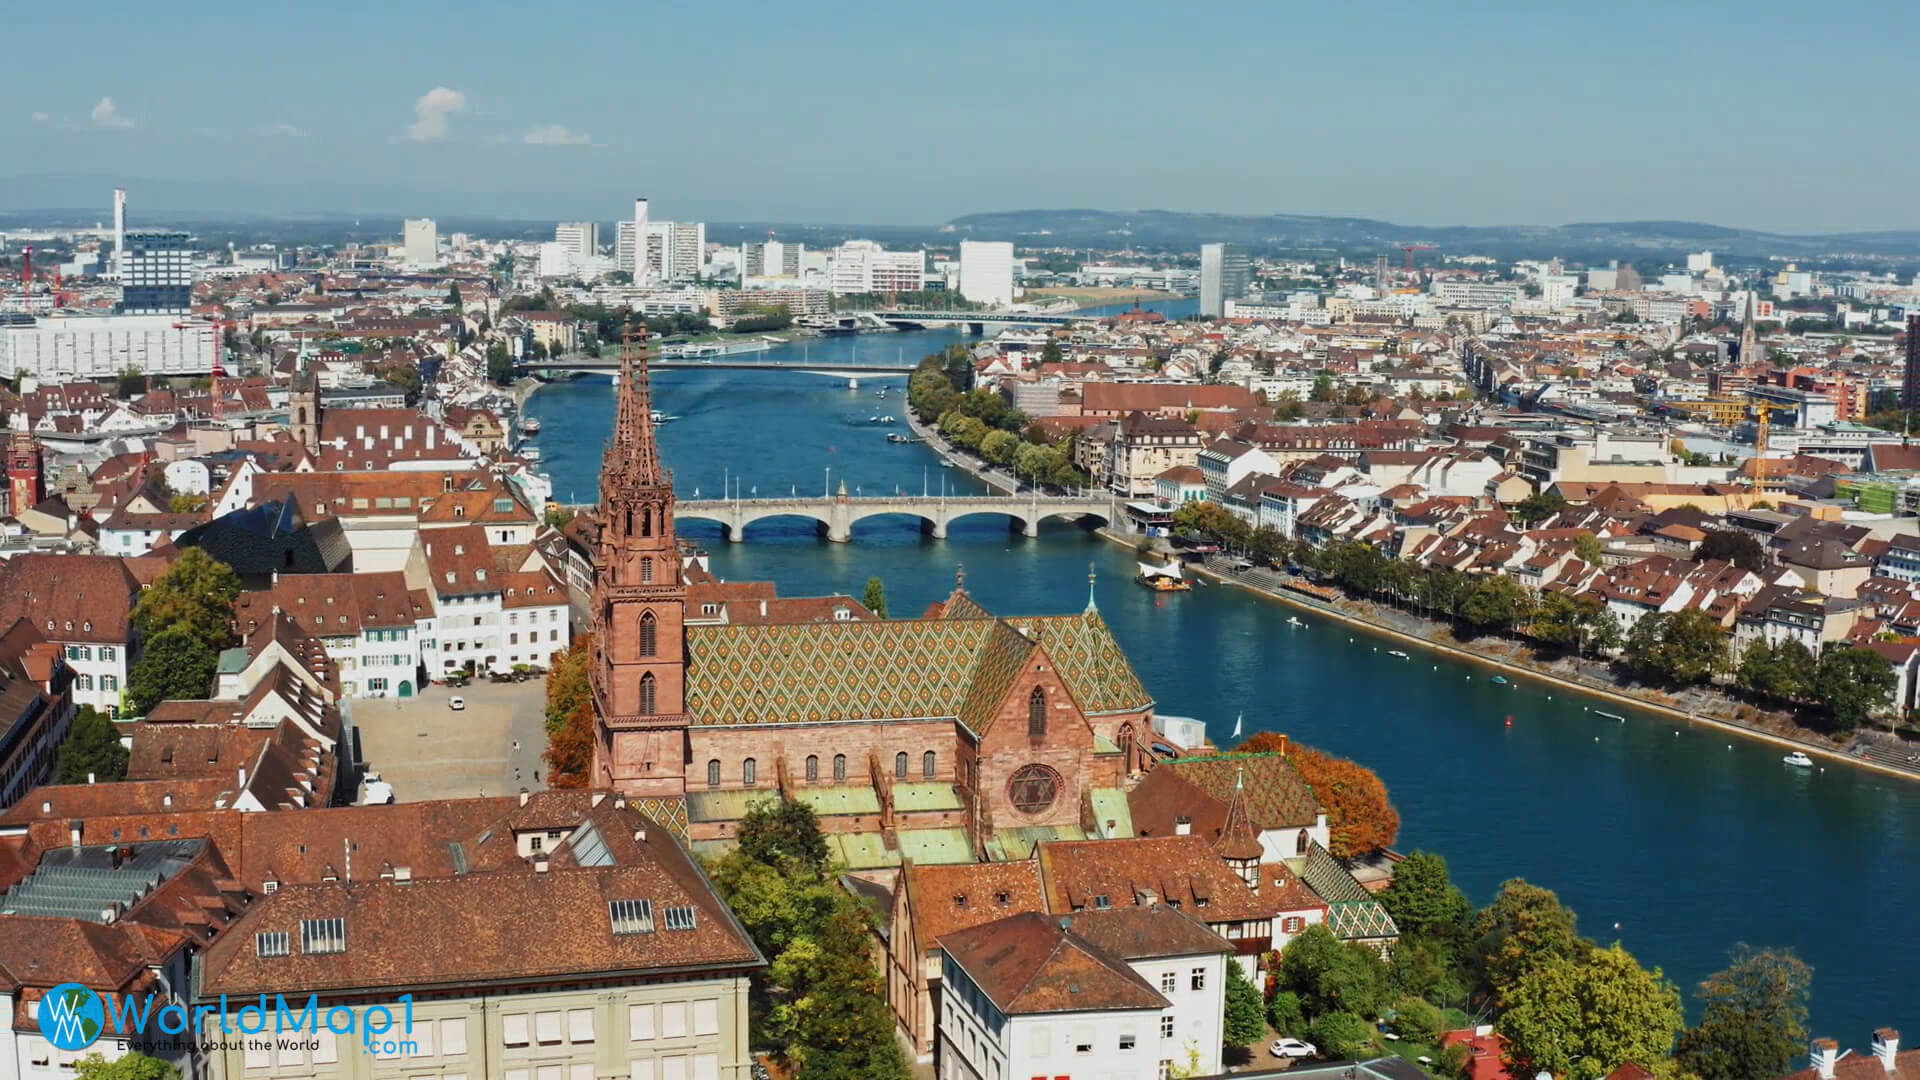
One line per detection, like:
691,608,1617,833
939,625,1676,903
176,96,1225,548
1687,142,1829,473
544,505,576,530
127,627,218,715
1267,990,1306,1037
1379,852,1470,943
544,634,594,735
1813,647,1897,729
1041,338,1064,365
861,577,888,619
1459,575,1533,635
168,492,208,514
1273,389,1305,420
55,707,127,784
74,1052,181,1080
1223,957,1267,1047
1307,1011,1373,1059
1621,610,1727,687
1288,745,1399,858
1511,491,1568,526
1574,531,1606,565
131,547,241,649
1235,731,1291,756
1310,374,1336,402
1389,996,1444,1043
486,341,515,385
1471,879,1590,1004
116,368,149,398
1500,944,1684,1080
1736,639,1816,703
980,428,1019,466
1531,593,1616,657
1675,945,1813,1080
543,700,595,788
1277,924,1390,1020
1698,529,1767,573
735,797,831,872
447,282,463,311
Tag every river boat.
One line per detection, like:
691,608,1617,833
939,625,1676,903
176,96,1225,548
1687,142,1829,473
1388,650,1410,659
1783,751,1814,768
520,417,542,435
1137,556,1191,592
1594,710,1626,721
651,410,677,423
1139,574,1192,592
886,433,923,444
1286,617,1305,628
1489,674,1508,685
519,446,542,462
940,461,955,468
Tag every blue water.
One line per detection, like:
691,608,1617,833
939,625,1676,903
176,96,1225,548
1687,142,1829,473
524,299,1914,1040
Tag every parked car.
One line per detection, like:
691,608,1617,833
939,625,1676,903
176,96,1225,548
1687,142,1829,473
448,696,466,711
489,672,516,684
445,674,471,688
1270,1039,1317,1059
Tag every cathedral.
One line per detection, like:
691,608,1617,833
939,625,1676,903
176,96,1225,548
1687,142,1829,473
589,340,1162,865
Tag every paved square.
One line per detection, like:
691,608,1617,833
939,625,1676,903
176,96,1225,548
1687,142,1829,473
350,680,550,803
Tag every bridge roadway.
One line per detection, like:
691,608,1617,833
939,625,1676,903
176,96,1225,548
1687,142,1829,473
871,309,1082,329
518,353,914,377
672,492,1118,543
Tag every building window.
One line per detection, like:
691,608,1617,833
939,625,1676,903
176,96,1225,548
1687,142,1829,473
895,751,908,778
1159,971,1176,993
833,753,847,781
1296,828,1310,855
1160,1016,1175,1039
1027,686,1046,737
924,750,936,778
639,672,656,715
639,611,657,657
743,758,757,786
1119,1033,1136,1051
641,556,654,583
1282,916,1304,934
706,760,720,788
805,755,818,781
1190,968,1205,991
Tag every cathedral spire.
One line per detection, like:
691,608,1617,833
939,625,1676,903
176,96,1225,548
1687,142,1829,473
606,324,662,488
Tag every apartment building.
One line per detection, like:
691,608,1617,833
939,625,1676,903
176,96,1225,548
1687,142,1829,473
0,555,141,716
827,241,925,295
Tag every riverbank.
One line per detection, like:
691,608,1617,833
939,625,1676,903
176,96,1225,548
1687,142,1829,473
902,408,1019,494
1101,528,1920,784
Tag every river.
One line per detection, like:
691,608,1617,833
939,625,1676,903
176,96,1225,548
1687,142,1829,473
522,301,1913,1041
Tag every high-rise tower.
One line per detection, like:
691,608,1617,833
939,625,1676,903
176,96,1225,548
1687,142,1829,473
591,327,690,795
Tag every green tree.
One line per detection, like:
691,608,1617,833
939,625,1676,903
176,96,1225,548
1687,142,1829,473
1310,374,1336,402
1675,945,1813,1080
1500,944,1684,1080
1511,491,1568,526
979,428,1019,466
74,1052,181,1080
1277,924,1390,1019
486,341,515,385
1621,610,1727,687
544,505,576,530
1736,640,1815,702
127,627,218,715
168,492,208,514
1222,957,1267,1047
1531,593,1615,657
1041,338,1064,365
1574,531,1606,564
861,576,888,619
1273,389,1305,420
1307,1011,1373,1059
1698,529,1767,572
1813,647,1897,729
116,368,149,398
54,707,127,784
447,282,463,311
1459,575,1533,635
1472,879,1591,1004
131,546,241,649
735,798,831,873
1267,990,1306,1037
1388,996,1444,1043
1380,852,1470,943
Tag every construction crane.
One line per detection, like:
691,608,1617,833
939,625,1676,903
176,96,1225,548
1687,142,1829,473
1752,402,1777,496
1399,243,1434,272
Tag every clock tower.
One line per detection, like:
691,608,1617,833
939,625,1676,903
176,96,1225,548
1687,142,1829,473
7,433,42,518
591,329,691,796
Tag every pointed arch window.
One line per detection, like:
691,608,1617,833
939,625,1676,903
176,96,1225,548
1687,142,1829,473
640,507,652,537
1027,687,1047,738
639,672,656,716
1296,828,1310,856
640,556,654,584
639,611,657,657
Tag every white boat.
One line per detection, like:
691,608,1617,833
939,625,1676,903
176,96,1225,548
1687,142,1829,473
519,446,542,462
1783,751,1814,768
651,410,678,423
1286,617,1306,628
1387,650,1410,659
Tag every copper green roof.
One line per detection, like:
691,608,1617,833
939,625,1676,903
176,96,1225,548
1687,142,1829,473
986,823,1086,862
896,828,975,864
1159,752,1321,830
683,600,1151,730
893,782,965,812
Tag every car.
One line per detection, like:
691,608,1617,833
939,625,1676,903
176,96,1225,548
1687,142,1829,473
448,696,466,711
1270,1038,1317,1059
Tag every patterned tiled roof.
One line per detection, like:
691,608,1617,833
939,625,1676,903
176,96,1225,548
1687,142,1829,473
683,604,1150,730
1298,843,1398,943
1159,753,1321,829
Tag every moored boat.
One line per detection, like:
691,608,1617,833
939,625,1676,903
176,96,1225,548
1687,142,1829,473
1783,751,1814,768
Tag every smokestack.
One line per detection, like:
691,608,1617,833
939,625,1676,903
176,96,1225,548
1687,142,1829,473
1812,1038,1840,1080
113,189,127,280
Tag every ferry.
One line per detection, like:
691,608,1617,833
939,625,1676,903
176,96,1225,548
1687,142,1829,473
1783,751,1814,768
1137,557,1192,592
886,433,924,444
651,410,678,423
519,417,542,435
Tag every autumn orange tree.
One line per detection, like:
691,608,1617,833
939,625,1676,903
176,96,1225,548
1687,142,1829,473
1236,735,1399,858
545,634,594,735
542,635,596,788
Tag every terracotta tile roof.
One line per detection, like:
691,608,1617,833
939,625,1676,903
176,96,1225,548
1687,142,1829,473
1060,905,1230,961
1158,753,1320,830
0,555,140,644
904,859,1047,951
235,571,426,636
421,525,499,596
938,911,1166,1015
1036,834,1278,923
498,569,567,609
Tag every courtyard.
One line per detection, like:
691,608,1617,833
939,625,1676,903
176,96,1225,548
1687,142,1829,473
349,679,550,803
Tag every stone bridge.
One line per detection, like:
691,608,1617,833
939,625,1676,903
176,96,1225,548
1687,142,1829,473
673,492,1118,543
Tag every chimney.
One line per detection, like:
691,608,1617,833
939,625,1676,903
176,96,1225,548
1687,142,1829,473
238,767,248,791
518,789,530,807
68,819,81,848
1174,815,1192,836
1813,1038,1840,1080
533,852,549,873
633,827,647,843
1874,1029,1901,1073
87,772,95,784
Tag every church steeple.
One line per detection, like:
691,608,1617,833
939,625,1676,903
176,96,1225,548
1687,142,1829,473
591,325,690,796
1217,767,1264,890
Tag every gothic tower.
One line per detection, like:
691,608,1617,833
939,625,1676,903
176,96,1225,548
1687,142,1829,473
591,329,690,796
289,334,321,455
6,433,42,518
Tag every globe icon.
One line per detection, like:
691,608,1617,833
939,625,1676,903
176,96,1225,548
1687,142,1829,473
38,983,105,1051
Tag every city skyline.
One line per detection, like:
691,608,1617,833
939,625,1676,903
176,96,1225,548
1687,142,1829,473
6,0,1920,232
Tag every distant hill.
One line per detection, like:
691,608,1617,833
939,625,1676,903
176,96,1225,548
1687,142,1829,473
943,209,1920,264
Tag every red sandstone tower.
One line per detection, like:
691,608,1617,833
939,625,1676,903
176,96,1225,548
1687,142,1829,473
592,329,691,796
7,433,42,518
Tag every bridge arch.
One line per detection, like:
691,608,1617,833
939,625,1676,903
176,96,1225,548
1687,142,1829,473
845,508,940,537
732,508,833,542
1031,506,1113,529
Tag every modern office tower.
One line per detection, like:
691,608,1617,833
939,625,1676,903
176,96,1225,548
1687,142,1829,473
1199,242,1250,317
119,231,194,314
402,218,439,267
958,240,1015,306
112,188,127,280
643,220,705,282
1904,315,1920,412
742,240,803,278
554,222,599,262
826,240,926,295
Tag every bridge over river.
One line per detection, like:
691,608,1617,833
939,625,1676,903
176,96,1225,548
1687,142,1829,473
671,491,1117,543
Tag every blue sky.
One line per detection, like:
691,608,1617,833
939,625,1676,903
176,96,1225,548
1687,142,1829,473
4,0,1916,231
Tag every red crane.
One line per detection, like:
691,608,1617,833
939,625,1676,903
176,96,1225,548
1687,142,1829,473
1399,244,1434,271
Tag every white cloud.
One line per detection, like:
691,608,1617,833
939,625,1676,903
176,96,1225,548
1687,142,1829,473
91,97,132,129
523,123,591,146
30,111,48,123
405,87,467,141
